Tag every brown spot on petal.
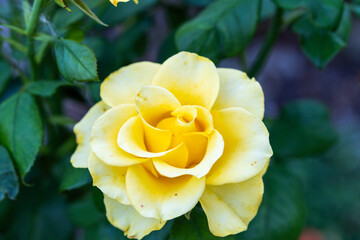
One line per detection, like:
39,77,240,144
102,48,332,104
141,204,144,208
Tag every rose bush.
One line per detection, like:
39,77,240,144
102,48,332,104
71,51,273,239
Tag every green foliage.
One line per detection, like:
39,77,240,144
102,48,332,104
25,81,71,97
0,93,43,179
176,0,260,61
55,39,99,82
0,61,12,96
0,146,19,201
270,100,337,159
238,167,306,240
59,166,92,192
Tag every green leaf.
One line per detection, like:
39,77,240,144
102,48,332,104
292,4,351,68
0,93,43,179
238,167,306,240
59,167,92,192
25,80,71,97
270,100,337,159
273,0,343,29
54,0,71,12
175,0,260,61
0,61,12,96
169,208,235,240
68,194,103,227
0,146,19,201
68,0,108,26
55,39,99,82
182,0,215,7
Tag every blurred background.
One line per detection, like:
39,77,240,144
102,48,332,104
0,0,359,240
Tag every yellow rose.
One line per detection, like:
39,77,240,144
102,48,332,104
110,0,138,6
71,52,272,239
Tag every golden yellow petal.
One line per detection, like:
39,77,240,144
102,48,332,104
104,195,165,239
200,175,264,237
157,143,189,169
140,116,172,153
101,62,160,107
126,164,205,221
152,52,219,110
153,130,224,179
88,152,130,204
135,86,181,126
212,68,265,119
71,101,110,168
206,108,272,185
90,104,147,167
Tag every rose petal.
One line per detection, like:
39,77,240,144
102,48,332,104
200,174,264,237
88,152,130,204
140,116,172,153
206,108,272,185
90,104,147,167
135,86,181,126
126,164,205,221
71,101,110,168
212,68,265,119
153,130,224,179
152,52,219,110
104,195,165,239
101,62,160,107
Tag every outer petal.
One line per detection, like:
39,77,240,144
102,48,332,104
206,108,272,185
153,130,224,178
200,175,264,237
101,62,160,107
88,152,130,205
90,104,147,167
152,52,219,110
126,164,205,221
71,101,110,168
212,68,265,119
104,196,165,239
135,86,181,126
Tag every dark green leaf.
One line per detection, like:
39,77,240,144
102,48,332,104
84,222,127,240
182,0,215,7
175,0,260,61
273,0,343,29
55,39,99,82
59,167,91,191
25,81,71,97
0,61,12,96
68,194,103,227
0,146,19,201
68,0,107,26
293,4,351,68
0,93,43,179
169,208,235,240
270,100,337,158
238,167,306,240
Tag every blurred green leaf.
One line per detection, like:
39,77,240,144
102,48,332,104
25,80,71,97
292,4,351,68
270,100,337,159
68,193,103,227
182,0,215,7
0,146,19,201
175,0,260,61
68,0,107,26
55,39,99,82
352,0,360,18
260,0,276,20
0,93,43,179
0,61,12,96
169,208,235,240
84,222,127,240
273,0,343,29
238,167,306,240
22,0,32,29
59,167,91,192
54,0,71,12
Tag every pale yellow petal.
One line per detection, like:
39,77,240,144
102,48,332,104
117,116,179,158
126,164,205,221
212,68,265,119
158,143,189,169
206,108,272,185
152,52,219,110
101,62,160,107
200,175,264,237
104,195,165,239
153,130,224,178
135,86,181,126
90,104,147,167
88,152,130,205
194,106,213,134
71,101,110,168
